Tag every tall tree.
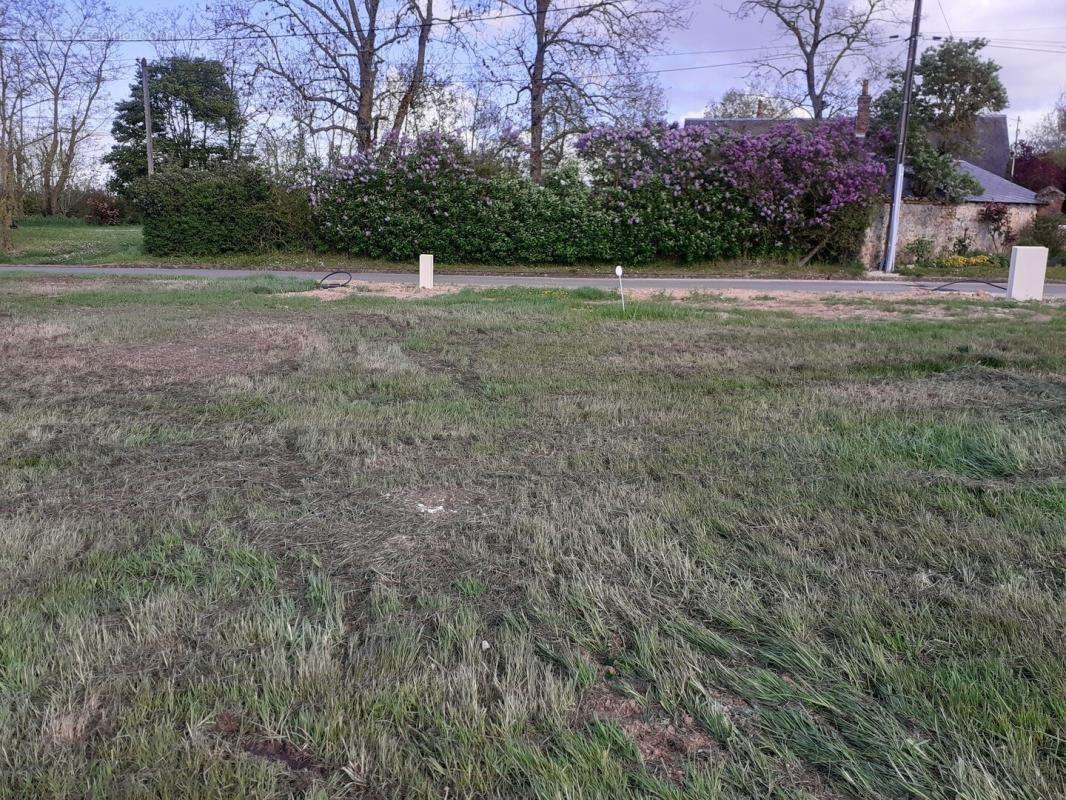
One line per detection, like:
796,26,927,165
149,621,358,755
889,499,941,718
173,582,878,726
103,58,244,198
480,0,688,183
869,39,1006,201
875,38,1008,157
213,0,449,156
15,0,123,215
1026,92,1066,155
0,10,36,249
734,0,900,119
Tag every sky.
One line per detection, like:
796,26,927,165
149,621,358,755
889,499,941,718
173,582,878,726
103,0,1066,142
661,0,1065,130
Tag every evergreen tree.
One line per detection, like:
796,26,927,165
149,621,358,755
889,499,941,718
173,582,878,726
104,57,244,198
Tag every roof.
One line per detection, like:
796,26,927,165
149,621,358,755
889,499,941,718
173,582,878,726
956,161,1041,204
682,117,822,135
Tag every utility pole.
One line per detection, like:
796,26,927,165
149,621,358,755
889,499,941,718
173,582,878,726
139,58,154,176
881,0,923,273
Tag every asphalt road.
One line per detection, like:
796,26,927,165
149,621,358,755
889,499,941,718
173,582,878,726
2,264,1064,298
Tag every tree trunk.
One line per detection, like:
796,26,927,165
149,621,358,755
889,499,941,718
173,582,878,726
356,5,379,154
529,0,549,184
385,0,432,148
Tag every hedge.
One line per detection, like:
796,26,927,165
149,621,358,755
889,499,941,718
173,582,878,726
136,169,311,256
134,122,885,265
314,124,884,265
313,135,763,265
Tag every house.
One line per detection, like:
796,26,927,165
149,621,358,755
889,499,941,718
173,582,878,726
684,90,1054,267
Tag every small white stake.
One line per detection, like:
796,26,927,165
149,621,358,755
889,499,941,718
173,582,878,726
419,253,434,290
615,265,625,312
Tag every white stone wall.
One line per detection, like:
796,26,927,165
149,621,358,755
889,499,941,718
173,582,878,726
860,201,1038,268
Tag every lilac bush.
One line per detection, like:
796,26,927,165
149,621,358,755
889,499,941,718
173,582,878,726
717,119,886,258
311,122,885,265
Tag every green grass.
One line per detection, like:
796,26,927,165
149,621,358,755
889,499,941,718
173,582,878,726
0,216,999,281
1,274,1064,799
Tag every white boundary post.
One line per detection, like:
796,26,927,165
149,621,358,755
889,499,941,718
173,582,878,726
419,253,434,289
1006,246,1048,301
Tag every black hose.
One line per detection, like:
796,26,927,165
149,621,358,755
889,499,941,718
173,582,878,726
318,271,353,289
919,279,1007,293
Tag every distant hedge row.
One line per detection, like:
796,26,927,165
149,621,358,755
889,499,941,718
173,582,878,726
137,122,885,263
136,170,311,256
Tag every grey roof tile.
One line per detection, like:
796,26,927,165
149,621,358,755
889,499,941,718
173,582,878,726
957,161,1040,204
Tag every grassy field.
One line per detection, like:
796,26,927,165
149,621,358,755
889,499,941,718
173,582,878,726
7,216,1064,282
1,272,1064,799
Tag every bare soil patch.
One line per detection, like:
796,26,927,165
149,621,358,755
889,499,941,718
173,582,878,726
0,321,72,344
1,319,330,386
579,684,721,782
629,287,1060,320
0,277,121,296
283,280,459,301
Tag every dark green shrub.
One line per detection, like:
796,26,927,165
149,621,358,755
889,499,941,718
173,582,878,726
314,143,616,264
136,169,311,256
1015,213,1066,264
314,133,764,265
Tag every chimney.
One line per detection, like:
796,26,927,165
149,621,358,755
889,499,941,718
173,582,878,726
855,79,871,138
755,98,765,119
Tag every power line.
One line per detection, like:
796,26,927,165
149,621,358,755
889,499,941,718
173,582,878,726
934,0,954,37
0,1,639,45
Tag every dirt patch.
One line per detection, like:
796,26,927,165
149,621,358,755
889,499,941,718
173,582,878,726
0,321,72,344
0,277,118,297
41,695,103,748
628,287,1062,320
283,280,459,301
212,710,331,781
579,684,721,782
1,319,331,386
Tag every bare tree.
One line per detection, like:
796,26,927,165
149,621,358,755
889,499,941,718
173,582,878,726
704,85,795,119
214,0,453,157
1,7,45,248
17,0,122,215
734,0,900,119
480,0,688,183
1,41,29,248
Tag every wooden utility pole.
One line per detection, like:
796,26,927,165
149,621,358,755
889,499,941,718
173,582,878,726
139,58,154,176
881,0,923,273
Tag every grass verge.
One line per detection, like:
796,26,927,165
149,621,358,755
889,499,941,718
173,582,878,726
12,216,1065,282
1,273,1064,799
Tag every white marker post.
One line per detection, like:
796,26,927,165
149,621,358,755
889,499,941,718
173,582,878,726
1006,246,1048,301
419,253,434,290
615,265,625,312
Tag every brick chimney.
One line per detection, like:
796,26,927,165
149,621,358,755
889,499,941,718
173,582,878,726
855,80,871,138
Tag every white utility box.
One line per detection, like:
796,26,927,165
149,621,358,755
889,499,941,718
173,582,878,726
1006,246,1048,301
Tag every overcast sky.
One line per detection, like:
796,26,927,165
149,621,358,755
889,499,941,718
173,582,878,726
664,0,1065,130
109,0,1066,137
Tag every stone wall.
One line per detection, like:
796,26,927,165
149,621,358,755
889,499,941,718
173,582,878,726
859,200,1039,268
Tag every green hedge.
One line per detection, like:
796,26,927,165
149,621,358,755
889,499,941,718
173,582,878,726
312,138,760,265
136,169,311,256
